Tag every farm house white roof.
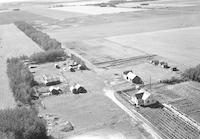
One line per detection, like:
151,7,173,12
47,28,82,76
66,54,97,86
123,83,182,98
136,89,151,100
127,72,137,80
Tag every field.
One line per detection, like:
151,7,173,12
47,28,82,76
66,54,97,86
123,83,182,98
0,24,42,109
107,26,200,68
0,10,56,25
46,12,200,42
51,5,146,15
22,6,86,20
65,39,147,65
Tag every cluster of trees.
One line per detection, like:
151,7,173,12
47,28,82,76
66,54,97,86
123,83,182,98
183,64,200,82
15,21,61,51
15,21,68,63
5,57,48,139
0,107,48,139
7,57,35,105
160,77,187,84
30,49,66,64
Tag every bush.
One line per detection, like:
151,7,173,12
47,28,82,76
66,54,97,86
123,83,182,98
15,21,61,51
30,49,67,63
0,107,48,139
183,64,200,82
7,57,35,105
160,77,187,84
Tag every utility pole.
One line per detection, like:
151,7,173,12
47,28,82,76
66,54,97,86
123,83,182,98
150,75,151,91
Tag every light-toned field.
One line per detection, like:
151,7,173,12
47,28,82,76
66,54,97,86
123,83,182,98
65,39,147,64
0,24,42,109
107,26,200,68
46,12,200,42
0,10,56,25
22,6,86,20
51,5,146,15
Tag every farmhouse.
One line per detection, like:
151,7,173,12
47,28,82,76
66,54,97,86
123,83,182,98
123,70,143,84
131,89,156,106
43,74,61,86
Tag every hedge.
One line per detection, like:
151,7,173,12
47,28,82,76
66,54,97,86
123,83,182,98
183,64,200,82
7,57,35,105
15,21,61,51
30,49,67,64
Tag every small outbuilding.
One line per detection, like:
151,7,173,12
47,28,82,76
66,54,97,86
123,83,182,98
123,70,143,84
131,89,156,106
43,75,61,86
70,84,87,94
75,84,87,93
150,60,159,65
49,86,62,95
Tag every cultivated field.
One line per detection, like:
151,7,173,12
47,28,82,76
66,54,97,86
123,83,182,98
0,24,42,109
46,11,200,42
65,39,147,65
107,26,200,69
0,10,56,25
22,6,86,20
51,5,146,15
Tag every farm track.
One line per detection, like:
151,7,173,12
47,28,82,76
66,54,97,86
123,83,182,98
116,91,200,139
93,54,156,68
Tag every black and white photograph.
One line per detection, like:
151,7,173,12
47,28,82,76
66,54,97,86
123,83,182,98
0,0,200,139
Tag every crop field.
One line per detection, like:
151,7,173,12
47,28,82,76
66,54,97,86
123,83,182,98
107,26,200,69
51,5,147,15
0,24,42,109
164,82,200,123
0,10,56,25
46,11,200,42
65,39,147,65
116,91,200,139
22,6,86,20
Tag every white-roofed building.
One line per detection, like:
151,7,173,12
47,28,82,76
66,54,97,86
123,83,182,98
123,70,143,84
131,89,156,106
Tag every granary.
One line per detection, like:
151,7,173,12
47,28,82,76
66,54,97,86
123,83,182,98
150,60,159,65
43,74,61,86
70,83,87,94
171,67,178,71
131,89,156,106
161,63,169,69
49,86,62,95
123,70,143,84
75,83,87,93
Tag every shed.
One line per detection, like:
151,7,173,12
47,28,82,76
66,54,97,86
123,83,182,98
43,75,61,86
70,86,78,94
123,71,143,84
75,84,87,93
49,86,62,95
131,89,156,106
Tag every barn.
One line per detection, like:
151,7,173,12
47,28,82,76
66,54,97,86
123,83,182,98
131,89,156,106
123,70,143,84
